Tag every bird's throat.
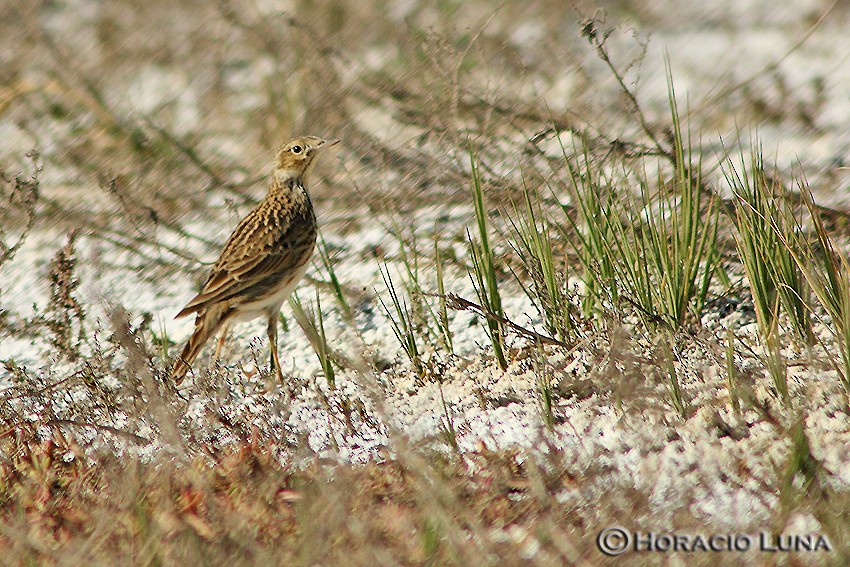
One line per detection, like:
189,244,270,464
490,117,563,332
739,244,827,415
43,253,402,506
268,173,309,207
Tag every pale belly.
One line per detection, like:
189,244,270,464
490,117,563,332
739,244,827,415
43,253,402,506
227,260,310,323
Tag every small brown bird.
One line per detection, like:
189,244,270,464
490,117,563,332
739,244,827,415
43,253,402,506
170,136,338,383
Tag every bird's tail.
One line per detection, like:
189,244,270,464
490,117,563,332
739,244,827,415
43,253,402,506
171,306,229,384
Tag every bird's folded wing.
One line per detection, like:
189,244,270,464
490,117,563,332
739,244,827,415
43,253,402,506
175,212,303,318
175,251,298,317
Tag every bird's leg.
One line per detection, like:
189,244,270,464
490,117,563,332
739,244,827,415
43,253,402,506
267,314,284,382
214,322,231,361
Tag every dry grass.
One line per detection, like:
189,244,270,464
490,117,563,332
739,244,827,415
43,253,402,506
2,0,850,565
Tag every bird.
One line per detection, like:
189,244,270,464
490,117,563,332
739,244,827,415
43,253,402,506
170,136,338,383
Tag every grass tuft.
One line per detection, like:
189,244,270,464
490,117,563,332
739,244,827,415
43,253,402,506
557,142,620,319
724,148,812,348
783,179,850,396
433,233,455,355
660,334,689,419
509,182,575,344
378,263,425,378
315,234,355,326
289,291,337,389
559,76,720,330
532,342,556,430
466,144,508,370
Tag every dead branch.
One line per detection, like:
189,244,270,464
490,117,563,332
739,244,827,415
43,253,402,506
441,292,572,348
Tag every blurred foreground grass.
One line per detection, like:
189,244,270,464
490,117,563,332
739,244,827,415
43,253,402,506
3,0,850,565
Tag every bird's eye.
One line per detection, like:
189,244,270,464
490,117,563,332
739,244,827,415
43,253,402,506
291,145,303,154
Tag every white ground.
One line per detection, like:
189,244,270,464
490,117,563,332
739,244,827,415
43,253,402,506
2,0,850,544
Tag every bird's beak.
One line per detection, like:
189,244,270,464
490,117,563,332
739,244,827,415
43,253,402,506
321,138,340,148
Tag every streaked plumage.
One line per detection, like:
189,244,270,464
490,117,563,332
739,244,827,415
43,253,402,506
171,136,338,383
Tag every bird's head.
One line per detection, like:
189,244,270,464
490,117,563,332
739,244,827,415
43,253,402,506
274,136,339,182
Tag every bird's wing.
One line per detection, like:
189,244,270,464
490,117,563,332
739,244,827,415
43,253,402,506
175,207,314,318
